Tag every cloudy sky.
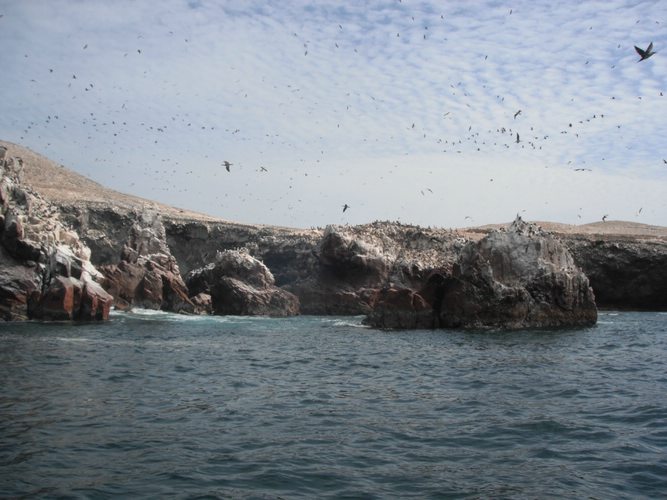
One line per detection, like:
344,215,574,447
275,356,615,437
1,0,666,228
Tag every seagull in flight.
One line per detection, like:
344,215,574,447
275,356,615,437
635,42,655,61
514,110,522,119
223,161,232,172
342,204,350,213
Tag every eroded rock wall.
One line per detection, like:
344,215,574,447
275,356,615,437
0,147,112,321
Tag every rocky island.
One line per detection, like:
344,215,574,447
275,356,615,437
2,140,666,328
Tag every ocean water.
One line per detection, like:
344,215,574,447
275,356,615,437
1,311,666,499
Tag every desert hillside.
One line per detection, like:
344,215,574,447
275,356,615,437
2,140,666,239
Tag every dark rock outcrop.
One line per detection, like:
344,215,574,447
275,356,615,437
4,140,667,327
567,237,667,310
366,218,597,329
187,249,299,316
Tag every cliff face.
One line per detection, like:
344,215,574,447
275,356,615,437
566,237,667,310
0,145,112,321
365,218,598,330
443,219,597,329
2,140,667,326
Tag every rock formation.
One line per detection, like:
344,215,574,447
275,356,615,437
566,237,667,310
365,218,598,329
0,145,112,321
186,249,299,316
2,140,667,327
97,210,197,313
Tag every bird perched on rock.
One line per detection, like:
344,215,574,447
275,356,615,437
635,42,655,61
602,214,608,222
223,161,232,172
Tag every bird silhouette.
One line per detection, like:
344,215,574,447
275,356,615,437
342,204,350,213
514,110,521,119
635,42,655,61
602,214,608,222
223,161,232,172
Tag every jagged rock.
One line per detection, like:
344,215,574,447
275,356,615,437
365,219,597,330
100,257,194,313
439,218,597,329
187,249,299,316
79,280,113,321
100,261,143,310
0,150,112,321
280,226,391,314
32,276,83,321
97,212,195,313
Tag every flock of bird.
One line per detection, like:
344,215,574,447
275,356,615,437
3,5,665,225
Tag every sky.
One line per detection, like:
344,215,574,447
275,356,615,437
0,0,666,229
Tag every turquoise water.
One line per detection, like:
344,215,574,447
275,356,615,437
1,311,666,498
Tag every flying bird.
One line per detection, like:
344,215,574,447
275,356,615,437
342,204,350,213
514,110,522,119
223,161,232,172
635,42,655,61
516,133,520,143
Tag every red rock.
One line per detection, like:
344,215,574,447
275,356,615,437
79,280,113,320
33,276,83,321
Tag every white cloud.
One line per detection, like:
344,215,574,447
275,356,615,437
0,0,665,228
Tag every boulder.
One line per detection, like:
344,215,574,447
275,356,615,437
79,279,113,321
187,249,300,316
439,218,597,329
364,218,597,330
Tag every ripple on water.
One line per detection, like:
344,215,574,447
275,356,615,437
1,311,666,498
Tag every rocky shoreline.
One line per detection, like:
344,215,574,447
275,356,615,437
2,140,666,328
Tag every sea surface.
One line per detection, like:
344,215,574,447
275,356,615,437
1,310,666,499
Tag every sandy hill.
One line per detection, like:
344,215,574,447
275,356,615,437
2,140,666,239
